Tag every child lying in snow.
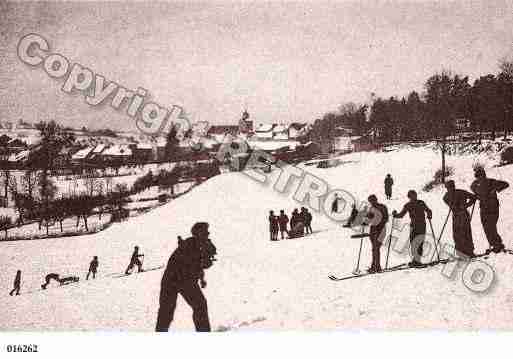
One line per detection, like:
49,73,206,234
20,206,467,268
41,273,79,289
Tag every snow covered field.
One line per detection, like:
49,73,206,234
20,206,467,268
1,145,513,330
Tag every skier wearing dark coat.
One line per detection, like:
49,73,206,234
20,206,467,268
470,167,509,253
269,211,279,241
9,270,21,296
443,180,476,258
384,174,394,200
125,246,144,274
331,194,340,213
278,210,289,239
343,204,359,228
289,209,304,238
366,195,388,272
156,222,217,332
393,190,432,267
86,256,99,280
302,207,313,234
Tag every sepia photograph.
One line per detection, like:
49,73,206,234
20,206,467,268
1,0,513,357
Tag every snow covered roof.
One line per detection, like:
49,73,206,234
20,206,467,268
8,149,29,162
71,147,94,160
256,124,275,132
102,145,132,156
92,144,106,153
136,143,153,150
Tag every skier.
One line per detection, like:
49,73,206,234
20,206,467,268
278,210,289,240
303,208,313,234
289,208,304,238
443,180,476,258
125,246,144,274
331,194,340,213
470,167,509,254
393,190,432,267
343,204,359,228
269,211,279,241
384,174,394,200
86,256,99,280
156,222,216,332
366,195,389,273
9,270,21,296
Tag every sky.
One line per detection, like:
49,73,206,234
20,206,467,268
1,1,513,132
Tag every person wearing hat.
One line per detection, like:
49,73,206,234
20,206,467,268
393,190,432,267
366,195,389,272
443,180,476,258
156,222,217,332
470,167,509,253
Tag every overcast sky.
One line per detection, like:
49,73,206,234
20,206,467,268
1,1,512,131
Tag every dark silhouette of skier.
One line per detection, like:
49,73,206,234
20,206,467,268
385,174,394,200
289,208,304,238
366,195,389,273
156,222,216,332
9,270,21,296
343,204,359,228
86,256,99,280
278,210,289,239
470,167,509,253
443,180,476,258
125,246,144,274
269,211,279,241
393,190,432,267
302,207,313,234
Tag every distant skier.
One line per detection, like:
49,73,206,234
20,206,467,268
269,211,279,241
278,210,289,240
384,174,394,200
331,194,340,213
86,256,99,280
470,167,509,254
343,204,359,228
393,190,432,267
125,246,144,274
289,208,304,238
366,195,388,273
303,208,313,234
156,222,216,332
9,270,21,296
443,180,476,258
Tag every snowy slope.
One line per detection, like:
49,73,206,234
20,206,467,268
2,146,513,330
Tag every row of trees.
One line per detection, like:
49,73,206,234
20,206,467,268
315,58,513,145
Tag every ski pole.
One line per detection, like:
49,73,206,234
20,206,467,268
385,218,394,270
428,218,440,262
432,209,451,262
470,201,476,220
353,226,365,274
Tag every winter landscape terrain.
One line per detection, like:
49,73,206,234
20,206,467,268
1,143,513,331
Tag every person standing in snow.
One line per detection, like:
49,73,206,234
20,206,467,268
125,246,144,274
303,207,313,234
366,195,388,273
443,180,476,258
343,204,359,228
278,210,289,240
393,190,432,267
269,211,279,241
156,222,216,332
470,167,509,254
384,174,394,200
9,270,21,296
86,256,99,280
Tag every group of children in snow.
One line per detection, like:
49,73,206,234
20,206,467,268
268,207,314,241
8,246,145,295
332,168,509,273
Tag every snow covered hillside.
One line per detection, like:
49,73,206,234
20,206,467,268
2,145,513,330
